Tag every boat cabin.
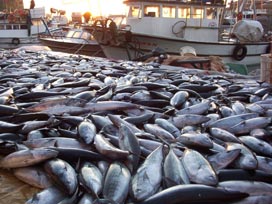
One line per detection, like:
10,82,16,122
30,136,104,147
65,29,96,41
0,8,46,39
124,0,227,42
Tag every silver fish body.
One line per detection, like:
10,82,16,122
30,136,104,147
226,142,258,170
209,127,241,143
77,193,95,204
155,118,180,138
170,91,189,108
232,101,247,115
182,149,218,186
23,137,92,150
0,121,24,133
84,101,139,113
171,114,210,129
227,195,272,204
136,184,249,204
163,148,190,187
44,158,78,195
79,162,103,196
13,166,53,189
239,136,272,157
94,133,129,159
78,119,96,144
229,117,271,135
219,180,272,196
177,132,213,149
103,161,131,204
208,149,241,171
144,123,175,141
108,114,142,134
0,148,58,168
119,124,141,173
26,186,66,204
130,145,164,201
208,113,258,130
177,99,211,115
256,155,272,173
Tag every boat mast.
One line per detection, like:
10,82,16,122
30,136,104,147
237,0,249,20
251,0,256,20
238,0,248,13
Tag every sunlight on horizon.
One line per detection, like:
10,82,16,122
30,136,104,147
23,0,127,19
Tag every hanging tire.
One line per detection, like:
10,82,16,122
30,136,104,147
232,44,247,61
12,38,20,46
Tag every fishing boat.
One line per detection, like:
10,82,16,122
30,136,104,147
0,7,47,49
39,28,106,57
89,0,271,71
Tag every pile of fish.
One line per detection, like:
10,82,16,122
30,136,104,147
0,48,272,204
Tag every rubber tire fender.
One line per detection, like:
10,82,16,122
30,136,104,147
12,38,20,45
232,44,247,61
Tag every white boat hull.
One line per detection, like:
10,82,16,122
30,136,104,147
100,33,270,67
0,37,40,49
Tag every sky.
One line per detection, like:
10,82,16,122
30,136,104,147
23,0,127,18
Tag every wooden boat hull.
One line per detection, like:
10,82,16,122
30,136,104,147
39,38,106,58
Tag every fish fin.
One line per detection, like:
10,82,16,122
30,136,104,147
75,157,81,172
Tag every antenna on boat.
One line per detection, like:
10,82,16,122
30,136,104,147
269,20,272,58
98,0,102,17
41,16,52,37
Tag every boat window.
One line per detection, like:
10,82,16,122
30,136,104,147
66,31,74,38
162,5,176,18
110,15,126,27
243,14,253,19
206,7,217,19
73,31,81,38
32,20,40,26
191,7,203,19
89,34,95,40
6,25,12,30
21,25,27,29
13,24,19,29
128,5,141,18
0,25,4,30
81,32,89,40
177,7,190,18
144,5,160,17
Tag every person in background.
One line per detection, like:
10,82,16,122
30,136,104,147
30,0,35,9
83,11,91,24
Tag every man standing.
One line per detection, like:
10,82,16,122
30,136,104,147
30,0,35,9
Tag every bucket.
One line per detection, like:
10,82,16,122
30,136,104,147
180,46,196,56
260,53,272,83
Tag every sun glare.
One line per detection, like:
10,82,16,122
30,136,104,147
24,0,127,19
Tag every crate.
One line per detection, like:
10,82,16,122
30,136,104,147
260,54,272,83
225,63,248,75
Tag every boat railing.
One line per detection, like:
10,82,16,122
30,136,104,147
0,23,28,30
